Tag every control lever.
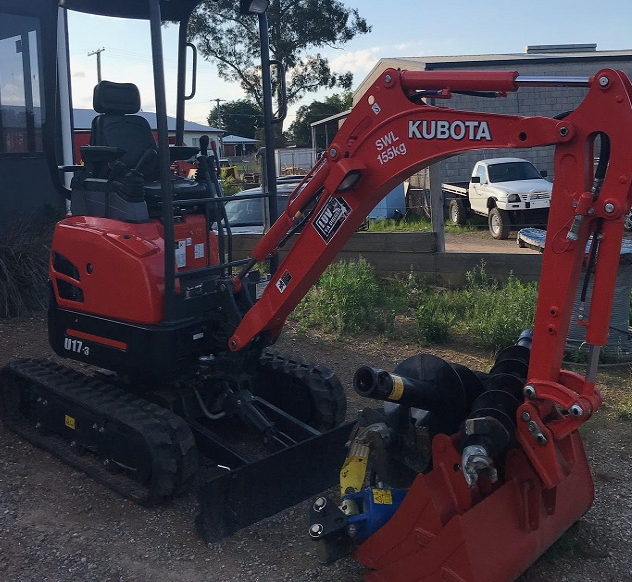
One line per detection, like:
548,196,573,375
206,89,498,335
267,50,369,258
199,134,209,157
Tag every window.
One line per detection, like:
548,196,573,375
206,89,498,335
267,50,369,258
0,14,44,153
488,162,541,183
474,164,487,183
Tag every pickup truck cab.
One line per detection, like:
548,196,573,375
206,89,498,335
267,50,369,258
442,158,552,239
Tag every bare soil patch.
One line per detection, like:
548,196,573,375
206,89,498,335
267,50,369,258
0,315,630,581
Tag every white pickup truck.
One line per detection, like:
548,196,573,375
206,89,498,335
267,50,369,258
442,158,552,239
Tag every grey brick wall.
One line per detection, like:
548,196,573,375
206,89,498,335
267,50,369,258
416,58,632,187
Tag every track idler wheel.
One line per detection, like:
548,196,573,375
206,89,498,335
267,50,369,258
252,352,346,431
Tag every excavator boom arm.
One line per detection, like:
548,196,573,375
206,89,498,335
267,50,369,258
231,68,632,368
229,67,632,488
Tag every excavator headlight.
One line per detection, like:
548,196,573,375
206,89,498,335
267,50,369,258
239,0,270,14
338,170,363,192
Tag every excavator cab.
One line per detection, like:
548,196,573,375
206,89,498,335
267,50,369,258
0,0,351,541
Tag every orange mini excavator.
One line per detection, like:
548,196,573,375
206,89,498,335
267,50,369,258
1,2,631,580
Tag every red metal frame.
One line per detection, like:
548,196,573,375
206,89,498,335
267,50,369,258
230,68,632,579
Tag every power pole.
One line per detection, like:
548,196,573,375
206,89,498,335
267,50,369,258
213,98,227,127
88,47,105,83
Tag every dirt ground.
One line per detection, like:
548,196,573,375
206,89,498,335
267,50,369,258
444,230,539,254
0,314,631,582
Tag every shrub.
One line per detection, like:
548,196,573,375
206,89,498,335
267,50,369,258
415,294,459,343
220,177,241,196
0,216,53,318
467,276,538,351
293,258,397,336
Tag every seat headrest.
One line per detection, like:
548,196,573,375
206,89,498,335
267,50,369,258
93,81,141,114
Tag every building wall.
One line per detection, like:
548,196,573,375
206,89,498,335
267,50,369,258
224,142,258,157
430,58,632,185
176,131,224,152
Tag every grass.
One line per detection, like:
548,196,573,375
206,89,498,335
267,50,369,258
617,393,632,420
366,213,483,233
292,259,538,351
406,261,538,349
367,215,431,232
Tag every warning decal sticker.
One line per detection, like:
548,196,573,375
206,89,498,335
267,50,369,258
276,271,293,293
313,197,351,243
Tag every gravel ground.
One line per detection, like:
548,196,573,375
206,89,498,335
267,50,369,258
0,315,631,581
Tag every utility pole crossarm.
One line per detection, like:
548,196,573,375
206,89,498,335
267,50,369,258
87,47,105,83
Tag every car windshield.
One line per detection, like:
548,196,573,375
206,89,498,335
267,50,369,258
224,195,290,226
487,162,542,183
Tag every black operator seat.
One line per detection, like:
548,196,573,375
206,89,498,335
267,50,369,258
72,81,211,222
90,80,160,180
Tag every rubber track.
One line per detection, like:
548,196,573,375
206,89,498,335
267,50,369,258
0,359,197,506
257,352,347,430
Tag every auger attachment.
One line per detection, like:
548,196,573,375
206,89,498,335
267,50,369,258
310,332,595,581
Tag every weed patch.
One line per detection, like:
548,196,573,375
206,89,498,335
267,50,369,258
294,259,538,351
466,276,538,351
293,258,399,336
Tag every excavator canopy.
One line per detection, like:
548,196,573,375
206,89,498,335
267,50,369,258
60,0,202,21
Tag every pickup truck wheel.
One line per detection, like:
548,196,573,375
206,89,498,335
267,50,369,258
488,207,510,240
449,199,467,225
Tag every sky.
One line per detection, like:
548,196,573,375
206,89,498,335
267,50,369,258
66,0,632,129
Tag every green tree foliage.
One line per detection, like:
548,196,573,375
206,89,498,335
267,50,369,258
286,92,352,147
189,1,370,118
208,99,262,138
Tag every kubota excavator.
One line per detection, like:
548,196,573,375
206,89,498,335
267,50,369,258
0,0,351,541
1,2,631,581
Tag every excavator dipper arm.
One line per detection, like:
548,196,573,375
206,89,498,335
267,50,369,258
231,67,632,492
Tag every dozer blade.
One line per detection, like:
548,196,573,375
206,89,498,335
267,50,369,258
354,432,594,582
196,420,355,542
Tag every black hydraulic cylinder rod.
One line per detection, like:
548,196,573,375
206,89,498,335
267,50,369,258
148,0,176,320
354,366,440,410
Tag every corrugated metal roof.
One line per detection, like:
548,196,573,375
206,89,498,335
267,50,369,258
403,49,632,64
223,134,259,143
72,108,224,133
354,49,632,101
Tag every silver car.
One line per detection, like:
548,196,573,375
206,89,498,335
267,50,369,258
222,182,301,234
